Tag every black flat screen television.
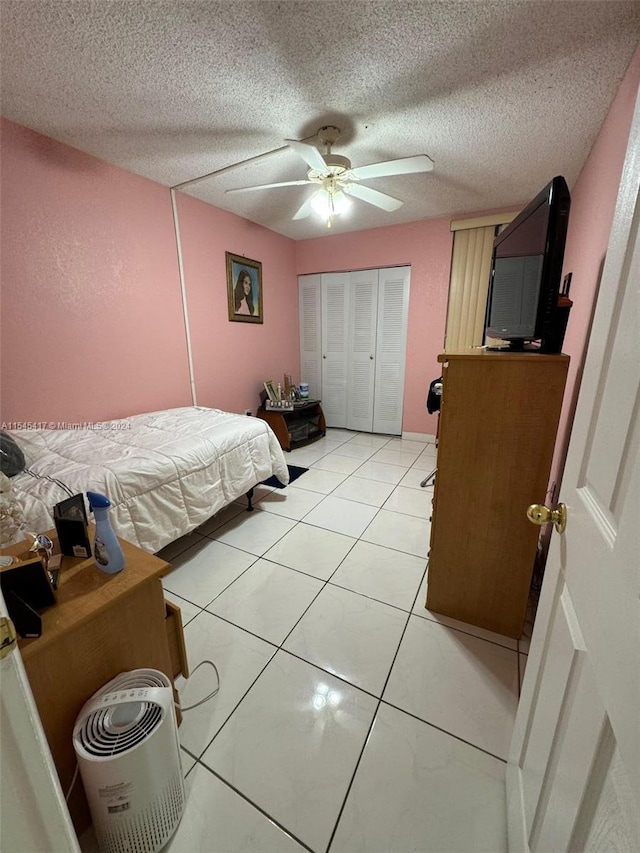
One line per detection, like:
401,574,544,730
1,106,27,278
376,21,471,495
484,175,571,352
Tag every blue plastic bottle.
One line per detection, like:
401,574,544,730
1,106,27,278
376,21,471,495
87,492,125,574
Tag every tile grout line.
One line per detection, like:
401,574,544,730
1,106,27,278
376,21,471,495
169,533,516,658
290,476,435,516
172,572,518,656
185,501,417,776
187,528,364,759
277,648,382,704
376,697,509,765
173,528,520,716
198,519,428,574
186,635,278,760
326,580,423,617
191,758,317,853
323,582,419,853
176,581,518,742
325,560,510,850
279,517,428,558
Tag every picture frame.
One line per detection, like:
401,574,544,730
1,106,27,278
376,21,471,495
263,380,278,403
226,252,263,323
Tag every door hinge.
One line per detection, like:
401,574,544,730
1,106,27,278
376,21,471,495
0,616,17,660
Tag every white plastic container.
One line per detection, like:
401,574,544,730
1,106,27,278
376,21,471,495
87,491,125,574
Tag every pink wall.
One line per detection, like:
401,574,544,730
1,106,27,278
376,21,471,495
0,118,192,422
550,46,640,494
175,193,299,414
0,118,299,425
296,219,453,434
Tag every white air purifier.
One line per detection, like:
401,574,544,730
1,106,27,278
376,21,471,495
73,669,185,853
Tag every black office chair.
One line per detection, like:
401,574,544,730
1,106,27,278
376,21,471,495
421,377,442,488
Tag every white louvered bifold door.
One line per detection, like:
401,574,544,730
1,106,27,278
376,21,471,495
298,274,322,400
372,266,410,435
347,269,379,432
321,272,351,428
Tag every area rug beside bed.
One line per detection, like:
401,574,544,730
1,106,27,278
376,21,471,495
261,465,308,489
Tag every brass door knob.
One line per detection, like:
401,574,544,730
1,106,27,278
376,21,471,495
526,503,567,534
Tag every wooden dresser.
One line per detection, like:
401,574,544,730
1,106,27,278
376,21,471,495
1,533,188,835
426,350,569,638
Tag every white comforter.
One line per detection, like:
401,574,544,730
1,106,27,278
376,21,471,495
8,407,289,553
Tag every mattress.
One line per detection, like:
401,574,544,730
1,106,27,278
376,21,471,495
7,407,289,553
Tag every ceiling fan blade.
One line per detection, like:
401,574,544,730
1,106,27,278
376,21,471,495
226,179,312,194
285,138,327,173
292,195,315,220
344,183,403,211
349,154,434,181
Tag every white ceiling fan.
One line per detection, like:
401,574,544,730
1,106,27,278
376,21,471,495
225,126,434,228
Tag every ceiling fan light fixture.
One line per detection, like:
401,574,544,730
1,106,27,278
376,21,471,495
225,126,434,229
310,185,351,226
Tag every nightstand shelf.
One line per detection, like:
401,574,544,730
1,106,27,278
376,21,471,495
256,400,326,451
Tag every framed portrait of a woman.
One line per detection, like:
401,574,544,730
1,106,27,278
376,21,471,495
226,252,263,323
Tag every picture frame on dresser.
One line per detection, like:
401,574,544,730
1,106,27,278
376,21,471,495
263,380,278,402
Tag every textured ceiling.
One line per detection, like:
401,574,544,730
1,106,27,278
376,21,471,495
1,1,639,240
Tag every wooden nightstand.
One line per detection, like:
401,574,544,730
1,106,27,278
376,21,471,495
256,400,326,451
1,532,188,835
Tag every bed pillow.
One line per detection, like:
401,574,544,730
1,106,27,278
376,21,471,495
0,431,26,477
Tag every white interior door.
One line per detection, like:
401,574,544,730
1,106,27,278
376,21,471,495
373,266,410,435
321,272,351,428
298,274,322,400
0,593,81,852
347,268,379,432
507,90,639,853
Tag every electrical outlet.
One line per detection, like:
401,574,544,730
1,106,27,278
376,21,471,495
244,409,252,416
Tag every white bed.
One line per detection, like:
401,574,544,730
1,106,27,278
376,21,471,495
7,407,289,553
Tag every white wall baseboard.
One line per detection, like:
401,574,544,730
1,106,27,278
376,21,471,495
402,431,436,443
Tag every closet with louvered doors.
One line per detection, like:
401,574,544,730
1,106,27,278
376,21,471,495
298,266,410,435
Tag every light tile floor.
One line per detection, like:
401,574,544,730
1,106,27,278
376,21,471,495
84,429,531,853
